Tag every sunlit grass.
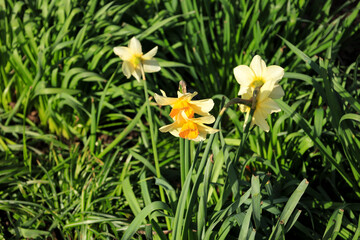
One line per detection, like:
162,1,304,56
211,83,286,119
0,0,360,239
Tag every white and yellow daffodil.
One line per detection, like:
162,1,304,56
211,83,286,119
159,111,219,141
113,37,161,81
240,80,281,132
154,90,214,120
233,55,284,99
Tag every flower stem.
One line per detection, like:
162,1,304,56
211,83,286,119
142,79,171,230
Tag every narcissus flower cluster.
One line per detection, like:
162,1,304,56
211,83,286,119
154,91,219,141
234,55,284,132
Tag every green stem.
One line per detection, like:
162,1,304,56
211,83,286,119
143,80,171,231
180,138,185,186
184,139,190,183
234,108,254,162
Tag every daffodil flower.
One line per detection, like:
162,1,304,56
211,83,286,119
159,111,219,141
240,80,281,132
233,55,284,99
113,37,161,81
154,90,214,120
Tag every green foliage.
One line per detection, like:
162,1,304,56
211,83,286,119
1,0,360,239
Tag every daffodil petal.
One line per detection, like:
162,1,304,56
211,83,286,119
253,110,270,132
264,66,284,83
177,91,198,100
159,122,178,133
154,93,178,106
239,103,249,113
114,47,132,61
238,86,251,96
259,98,281,114
143,59,161,73
191,115,215,124
268,84,284,99
189,99,214,115
160,89,167,97
122,61,133,79
233,65,254,86
129,37,142,54
258,79,276,102
250,55,266,77
132,67,142,81
198,124,219,134
143,46,158,60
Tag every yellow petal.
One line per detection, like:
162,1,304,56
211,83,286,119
114,47,132,61
268,84,284,99
189,98,214,115
143,59,161,73
250,55,266,78
233,65,255,86
129,37,142,54
238,86,251,96
143,46,158,60
154,94,178,106
264,66,284,83
122,61,133,79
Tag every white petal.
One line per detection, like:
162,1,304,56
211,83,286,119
189,99,214,115
258,80,276,102
178,91,197,100
233,65,254,86
191,115,215,124
122,61,133,79
159,122,178,133
143,46,158,60
129,37,142,54
259,98,281,114
253,110,270,132
264,66,284,83
143,59,161,73
154,93,178,106
239,103,249,113
250,55,266,78
198,124,219,134
238,86,251,96
268,85,284,99
114,47,132,61
160,89,167,97
132,66,142,81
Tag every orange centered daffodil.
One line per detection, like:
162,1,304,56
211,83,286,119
154,90,218,141
113,37,161,81
233,55,284,99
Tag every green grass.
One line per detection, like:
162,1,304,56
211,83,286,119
1,0,360,239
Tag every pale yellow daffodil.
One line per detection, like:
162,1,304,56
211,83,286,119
233,55,284,99
154,90,214,120
113,37,161,81
159,111,219,141
240,80,281,132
